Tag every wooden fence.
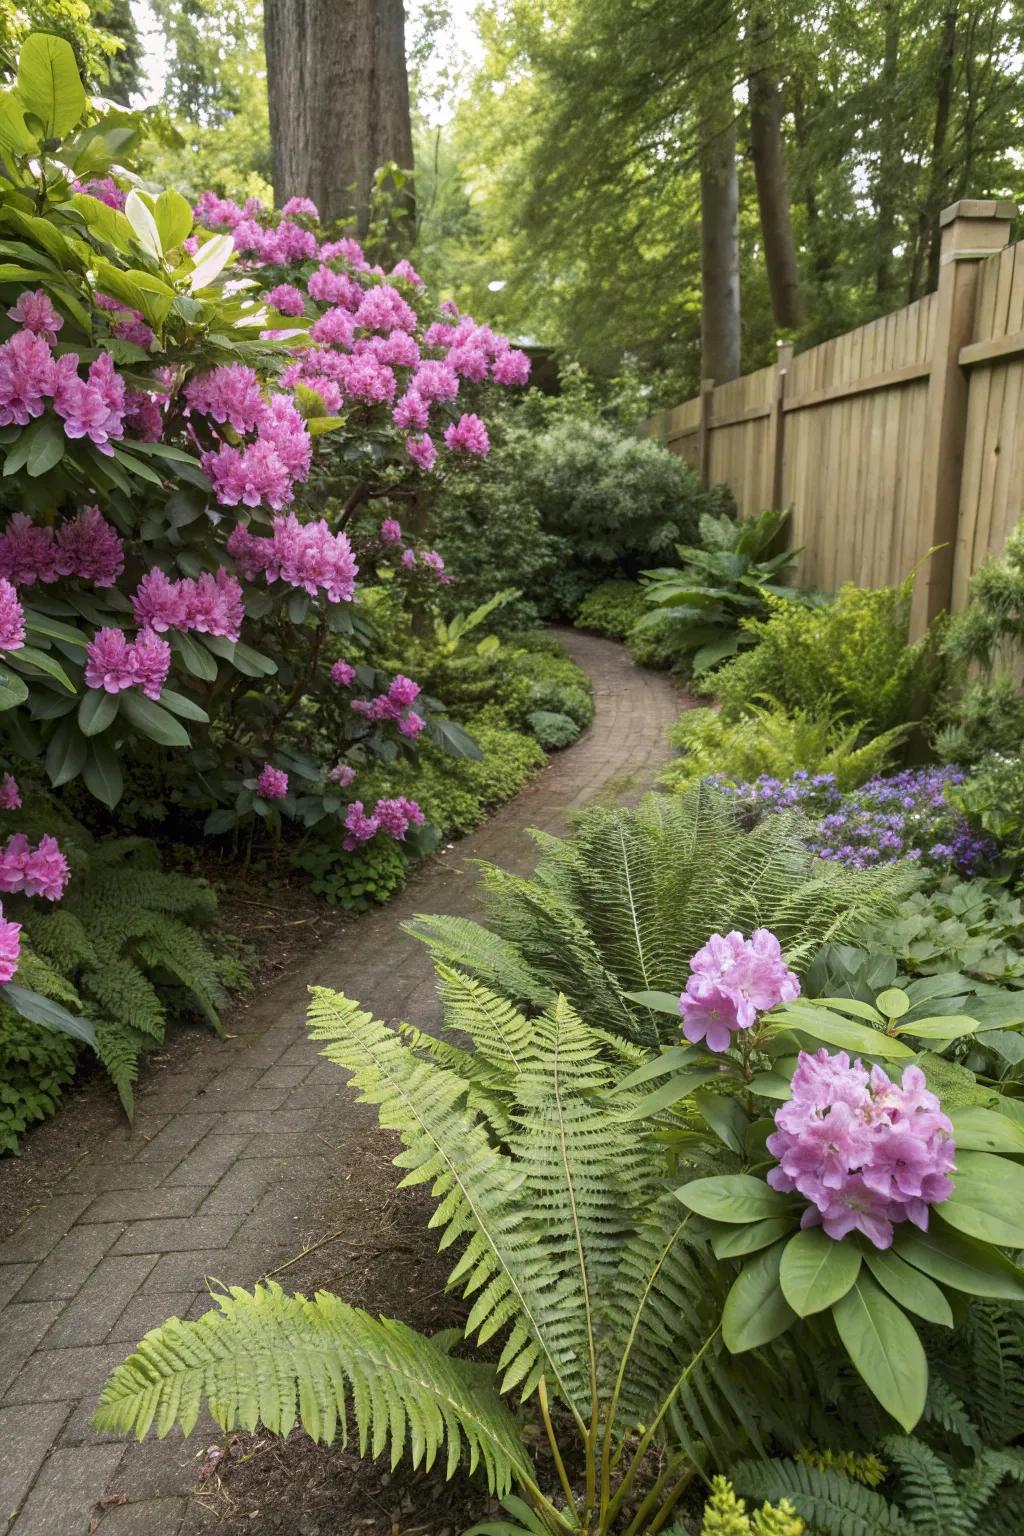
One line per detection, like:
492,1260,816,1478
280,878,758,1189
645,199,1023,637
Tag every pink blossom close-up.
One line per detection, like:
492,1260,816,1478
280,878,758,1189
256,764,289,800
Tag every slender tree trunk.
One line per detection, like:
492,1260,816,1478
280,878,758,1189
747,6,802,328
916,2,959,297
264,0,414,236
700,101,741,382
873,0,902,303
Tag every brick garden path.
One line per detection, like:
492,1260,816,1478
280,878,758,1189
0,632,682,1536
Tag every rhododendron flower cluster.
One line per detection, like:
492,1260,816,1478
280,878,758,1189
256,764,288,800
0,774,21,810
0,509,124,589
679,928,800,1052
132,566,244,642
200,394,312,510
76,177,126,210
444,413,489,456
343,796,424,850
0,326,126,452
0,832,70,900
227,515,357,603
767,1049,956,1249
186,364,266,434
351,674,424,736
0,907,19,982
329,762,356,787
0,578,24,651
8,290,63,343
85,627,170,700
330,659,356,687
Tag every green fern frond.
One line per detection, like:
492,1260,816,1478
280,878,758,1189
22,909,98,975
13,944,84,1009
881,1434,968,1536
729,1458,910,1536
434,964,537,1074
921,1377,982,1453
94,1281,530,1495
958,1447,1024,1529
404,914,552,1007
93,1018,150,1117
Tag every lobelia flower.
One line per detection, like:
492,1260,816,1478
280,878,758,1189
0,774,20,809
379,519,402,544
8,290,63,345
444,413,490,456
256,764,288,800
0,906,20,982
0,578,25,650
330,659,356,687
766,1049,956,1250
679,928,799,1051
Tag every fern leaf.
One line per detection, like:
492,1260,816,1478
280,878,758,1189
728,1458,910,1536
404,914,551,1007
880,1434,968,1536
94,1281,529,1494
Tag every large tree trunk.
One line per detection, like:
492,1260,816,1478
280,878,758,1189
748,7,802,328
700,104,742,382
264,0,414,237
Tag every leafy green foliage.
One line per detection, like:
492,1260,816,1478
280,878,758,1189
856,877,1024,987
0,1004,77,1154
525,710,578,750
947,755,1024,878
638,509,815,677
292,835,409,913
687,1475,804,1534
408,784,908,1046
574,580,648,640
713,579,939,737
660,702,908,795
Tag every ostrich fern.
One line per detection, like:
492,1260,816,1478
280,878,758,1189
97,977,809,1534
407,786,908,1045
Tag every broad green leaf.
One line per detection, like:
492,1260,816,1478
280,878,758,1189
694,1089,747,1154
767,1007,914,1060
18,33,86,138
894,1222,1024,1300
82,737,122,808
876,988,911,1020
202,635,277,676
949,1105,1024,1154
864,1249,953,1327
120,691,190,748
832,1273,927,1431
153,188,193,250
675,1174,793,1223
623,989,685,1017
11,644,74,691
188,232,234,291
25,414,64,477
613,1044,702,1093
780,1227,861,1316
620,1070,717,1120
939,1152,1024,1248
819,997,883,1023
3,982,94,1045
44,717,86,785
722,1241,795,1352
157,689,210,724
894,1015,979,1041
306,415,346,436
77,688,119,736
124,190,162,259
204,808,238,835
24,611,88,648
71,192,136,251
751,1070,792,1101
0,90,39,155
0,665,30,712
173,630,218,681
711,1216,796,1260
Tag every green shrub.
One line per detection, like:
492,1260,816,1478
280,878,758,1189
713,579,939,735
574,580,648,639
947,752,1024,876
660,703,909,795
292,836,409,912
932,676,1024,765
526,710,580,749
0,1010,78,1155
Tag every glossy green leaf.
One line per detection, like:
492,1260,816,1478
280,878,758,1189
12,644,74,691
124,190,162,258
864,1249,953,1327
613,1044,703,1093
674,1174,793,1223
77,688,119,736
0,90,39,155
779,1227,861,1316
894,1014,979,1040
119,691,191,748
623,989,686,1016
18,33,86,138
832,1273,927,1430
894,1222,1024,1300
819,997,883,1023
188,231,234,291
939,1152,1024,1248
876,988,911,1020
153,188,193,250
157,689,210,724
173,631,218,681
71,192,136,250
3,983,94,1045
621,1070,717,1119
0,665,30,712
722,1240,795,1352
44,716,86,785
204,808,238,835
949,1105,1024,1154
82,737,123,808
711,1216,796,1260
694,1089,747,1153
767,1007,914,1060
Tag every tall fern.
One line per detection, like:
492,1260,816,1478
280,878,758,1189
408,786,908,1042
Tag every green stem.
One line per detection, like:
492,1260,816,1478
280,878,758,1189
538,1375,580,1527
621,1460,685,1536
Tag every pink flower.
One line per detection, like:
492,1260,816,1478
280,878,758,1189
421,549,446,579
0,513,59,586
267,283,306,317
0,907,20,982
256,764,288,799
282,196,319,220
389,258,423,286
84,627,135,693
8,290,63,344
343,799,379,850
398,710,425,738
687,928,800,1031
401,548,417,567
379,519,402,544
183,568,244,641
186,364,265,434
320,237,366,267
412,360,458,403
54,352,126,455
446,344,490,382
444,413,489,457
338,354,396,405
310,306,356,350
76,177,125,210
133,568,188,633
387,674,421,708
56,507,125,588
124,390,164,442
354,285,417,335
0,833,30,892
373,796,425,841
308,266,361,308
330,659,356,687
22,834,69,900
0,774,20,810
492,348,531,386
405,433,437,471
194,191,244,230
359,330,420,369
130,628,171,700
0,330,56,426
0,578,25,650
392,391,429,431
329,762,356,787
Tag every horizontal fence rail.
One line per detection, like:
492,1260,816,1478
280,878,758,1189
644,199,1022,637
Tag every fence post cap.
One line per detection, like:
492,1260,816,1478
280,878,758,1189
939,198,1018,227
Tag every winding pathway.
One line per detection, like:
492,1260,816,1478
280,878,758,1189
0,632,682,1536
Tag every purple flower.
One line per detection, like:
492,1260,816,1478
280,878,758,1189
679,927,799,1051
0,907,20,982
0,774,20,810
256,764,288,800
330,659,356,687
0,578,25,650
